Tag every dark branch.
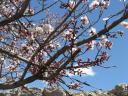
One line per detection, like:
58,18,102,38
0,0,30,26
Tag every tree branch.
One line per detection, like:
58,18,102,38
0,0,30,26
76,12,128,46
0,74,38,90
46,48,81,80
0,48,29,63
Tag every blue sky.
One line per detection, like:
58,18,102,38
82,0,128,91
85,30,128,91
28,0,128,91
85,0,128,90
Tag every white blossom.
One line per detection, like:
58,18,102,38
85,40,96,50
1,57,4,61
88,27,97,36
69,0,76,9
55,42,61,48
99,35,109,46
80,15,89,25
72,47,78,52
7,65,16,72
35,26,44,33
101,0,110,9
49,43,54,48
0,14,2,18
101,35,107,39
43,24,54,33
120,21,128,28
24,8,35,15
103,17,109,21
63,29,76,40
89,0,100,9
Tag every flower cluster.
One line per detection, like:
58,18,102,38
62,28,76,40
0,0,127,90
89,0,110,9
80,15,89,25
88,27,97,36
6,65,16,72
69,82,80,89
68,0,76,10
0,0,26,18
85,40,96,50
89,0,100,9
24,8,35,15
99,35,113,49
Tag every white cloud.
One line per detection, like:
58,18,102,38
67,67,95,77
42,80,48,85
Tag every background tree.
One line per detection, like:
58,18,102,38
109,85,128,96
0,0,128,91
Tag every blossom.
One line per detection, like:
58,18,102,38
101,0,110,9
48,43,54,49
43,24,54,33
72,47,78,52
25,8,34,15
0,14,2,18
89,0,100,9
99,35,113,49
50,41,61,49
100,39,109,46
120,21,128,28
0,57,4,61
32,26,44,40
80,15,89,25
55,42,61,48
35,26,43,33
101,35,107,39
63,29,76,40
69,82,80,89
85,40,96,50
7,65,16,72
82,0,88,3
68,0,76,10
103,17,109,21
100,35,109,46
42,51,48,56
88,27,97,36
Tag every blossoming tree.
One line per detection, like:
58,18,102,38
0,0,128,91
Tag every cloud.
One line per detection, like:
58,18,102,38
42,80,48,85
67,67,95,77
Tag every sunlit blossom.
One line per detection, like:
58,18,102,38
88,27,97,36
63,29,76,40
43,24,54,33
69,0,76,9
101,0,110,9
120,21,128,28
7,65,16,72
89,0,100,9
80,15,89,25
85,40,96,50
103,17,109,21
35,26,43,33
